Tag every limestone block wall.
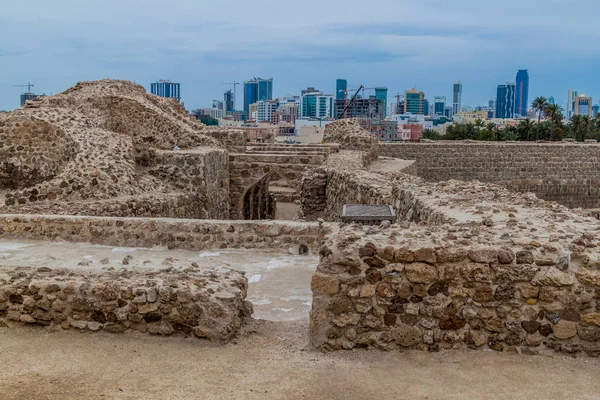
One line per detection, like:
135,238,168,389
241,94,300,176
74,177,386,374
379,142,600,209
1,193,211,219
0,264,251,341
150,149,230,219
310,226,600,357
0,215,329,252
0,117,78,189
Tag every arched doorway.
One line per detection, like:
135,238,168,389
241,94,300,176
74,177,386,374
242,172,277,220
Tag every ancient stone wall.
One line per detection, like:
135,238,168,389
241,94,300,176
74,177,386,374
379,142,600,209
149,149,230,219
0,263,251,341
0,215,329,252
323,120,378,167
310,225,600,357
300,151,447,224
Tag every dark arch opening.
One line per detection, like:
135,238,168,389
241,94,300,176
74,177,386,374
242,173,276,220
299,244,309,256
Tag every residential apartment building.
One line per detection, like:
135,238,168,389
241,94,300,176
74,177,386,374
256,100,279,123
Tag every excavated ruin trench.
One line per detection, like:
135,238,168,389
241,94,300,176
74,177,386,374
0,239,318,322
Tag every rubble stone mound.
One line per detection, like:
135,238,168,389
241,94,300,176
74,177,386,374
323,119,379,166
0,80,241,217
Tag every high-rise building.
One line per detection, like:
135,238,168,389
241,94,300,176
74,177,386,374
515,70,529,117
20,92,40,106
452,82,462,115
404,88,425,114
423,99,430,116
150,80,181,101
334,96,385,119
495,82,516,119
573,95,593,117
548,96,555,105
212,99,224,113
224,90,234,114
301,91,334,119
434,96,446,115
301,87,319,96
336,79,348,100
567,90,579,119
243,77,273,119
593,104,599,117
375,87,388,117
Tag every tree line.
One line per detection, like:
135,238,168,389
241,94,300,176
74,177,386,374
423,96,600,142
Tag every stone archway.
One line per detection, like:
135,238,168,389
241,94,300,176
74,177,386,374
242,172,277,220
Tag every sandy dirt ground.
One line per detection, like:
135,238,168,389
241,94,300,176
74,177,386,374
275,202,300,220
0,320,599,400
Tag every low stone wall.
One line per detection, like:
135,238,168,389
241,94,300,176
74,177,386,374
379,142,600,209
0,214,329,252
0,263,251,341
310,225,600,357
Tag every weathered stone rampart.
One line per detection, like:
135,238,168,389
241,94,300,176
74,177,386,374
0,262,251,341
379,142,600,209
0,214,329,252
311,224,600,357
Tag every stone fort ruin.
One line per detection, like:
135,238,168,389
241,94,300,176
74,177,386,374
0,80,599,357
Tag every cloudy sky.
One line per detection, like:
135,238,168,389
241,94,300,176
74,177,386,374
1,0,599,111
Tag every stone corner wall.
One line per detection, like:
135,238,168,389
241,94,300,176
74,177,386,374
0,265,252,342
323,119,379,167
310,227,600,357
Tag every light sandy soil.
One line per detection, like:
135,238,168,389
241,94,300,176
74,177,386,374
276,202,300,220
0,190,5,204
0,320,599,400
369,156,415,173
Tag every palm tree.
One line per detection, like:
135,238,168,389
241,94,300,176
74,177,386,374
517,119,534,141
532,97,548,123
571,115,584,141
544,104,564,141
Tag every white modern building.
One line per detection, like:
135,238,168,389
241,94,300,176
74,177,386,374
256,100,279,123
300,91,335,119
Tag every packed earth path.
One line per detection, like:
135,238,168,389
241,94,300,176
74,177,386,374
0,320,599,400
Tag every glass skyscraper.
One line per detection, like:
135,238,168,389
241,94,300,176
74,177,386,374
243,77,273,119
150,80,181,101
453,82,462,114
434,96,446,115
336,79,348,100
374,87,388,117
496,83,516,119
515,70,529,117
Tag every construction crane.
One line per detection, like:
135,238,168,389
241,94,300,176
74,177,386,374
339,85,364,119
13,82,35,93
338,86,377,100
221,81,240,111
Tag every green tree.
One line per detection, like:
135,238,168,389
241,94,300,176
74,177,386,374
517,119,534,141
422,129,441,140
543,104,564,141
532,96,548,124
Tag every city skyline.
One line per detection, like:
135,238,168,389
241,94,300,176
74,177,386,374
1,0,599,111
